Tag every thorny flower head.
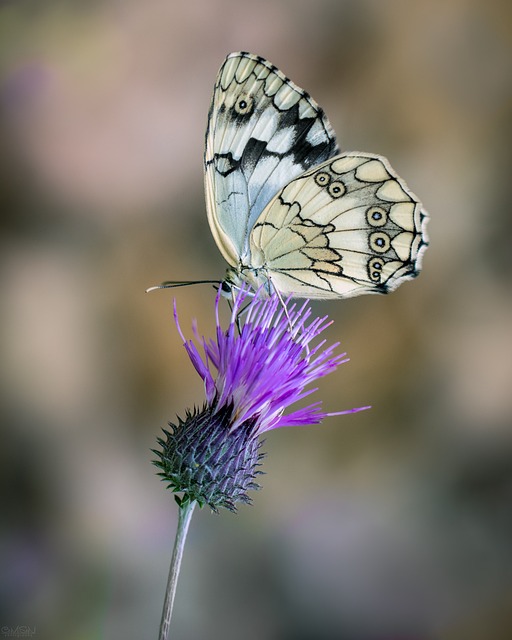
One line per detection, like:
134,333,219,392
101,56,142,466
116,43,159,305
154,286,368,512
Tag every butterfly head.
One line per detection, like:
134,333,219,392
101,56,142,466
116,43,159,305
222,265,275,299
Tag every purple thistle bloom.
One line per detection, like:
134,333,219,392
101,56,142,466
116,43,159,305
154,286,368,512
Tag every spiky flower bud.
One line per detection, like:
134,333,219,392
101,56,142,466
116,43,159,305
154,403,264,512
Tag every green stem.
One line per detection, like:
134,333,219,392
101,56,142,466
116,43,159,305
158,499,196,640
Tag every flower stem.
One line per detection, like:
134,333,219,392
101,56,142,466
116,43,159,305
158,499,196,640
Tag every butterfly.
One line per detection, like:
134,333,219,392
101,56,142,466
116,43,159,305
204,52,428,299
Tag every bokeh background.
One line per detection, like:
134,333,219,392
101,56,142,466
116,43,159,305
1,1,511,639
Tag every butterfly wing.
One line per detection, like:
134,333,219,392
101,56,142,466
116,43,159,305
204,52,339,267
248,153,429,298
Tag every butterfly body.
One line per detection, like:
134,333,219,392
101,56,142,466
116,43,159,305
205,52,428,299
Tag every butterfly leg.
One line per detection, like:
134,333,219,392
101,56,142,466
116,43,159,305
227,290,251,335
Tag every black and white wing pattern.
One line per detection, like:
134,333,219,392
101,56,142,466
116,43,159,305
248,153,428,298
204,52,339,267
204,52,428,299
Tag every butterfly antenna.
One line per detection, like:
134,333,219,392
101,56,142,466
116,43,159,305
145,280,221,293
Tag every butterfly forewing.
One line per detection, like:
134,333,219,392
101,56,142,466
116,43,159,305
248,153,429,299
204,52,339,266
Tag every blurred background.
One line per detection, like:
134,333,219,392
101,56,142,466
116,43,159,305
1,1,511,638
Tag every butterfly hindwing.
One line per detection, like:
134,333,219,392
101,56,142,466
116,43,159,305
204,52,339,267
248,153,429,298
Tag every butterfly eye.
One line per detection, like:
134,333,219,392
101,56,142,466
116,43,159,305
328,181,345,198
314,171,331,187
234,96,254,115
221,280,232,294
370,231,391,253
368,257,385,282
366,206,388,227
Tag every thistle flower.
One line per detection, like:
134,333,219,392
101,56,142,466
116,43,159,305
153,286,369,640
154,286,368,513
